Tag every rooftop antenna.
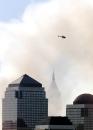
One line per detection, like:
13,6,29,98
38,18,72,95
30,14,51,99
52,71,55,81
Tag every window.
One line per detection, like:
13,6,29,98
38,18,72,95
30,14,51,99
19,91,22,99
15,91,22,99
17,118,27,127
77,124,84,130
81,108,88,117
15,91,18,98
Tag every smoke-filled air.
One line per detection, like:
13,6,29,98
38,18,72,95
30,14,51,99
1,0,93,128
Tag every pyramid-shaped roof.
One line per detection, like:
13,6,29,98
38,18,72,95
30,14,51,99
9,74,42,87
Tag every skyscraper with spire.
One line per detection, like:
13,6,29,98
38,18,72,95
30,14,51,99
47,72,62,116
2,74,48,130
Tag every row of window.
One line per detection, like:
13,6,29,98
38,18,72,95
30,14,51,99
81,108,88,117
67,108,89,117
15,91,45,99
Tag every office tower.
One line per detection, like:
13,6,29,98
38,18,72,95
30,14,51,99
35,116,75,130
2,74,48,130
47,72,62,115
66,93,93,130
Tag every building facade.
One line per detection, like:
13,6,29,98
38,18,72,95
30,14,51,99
66,93,93,130
35,116,75,130
2,74,48,130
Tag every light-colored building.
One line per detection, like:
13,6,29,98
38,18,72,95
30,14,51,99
47,72,62,116
35,116,75,130
2,74,48,130
66,93,93,130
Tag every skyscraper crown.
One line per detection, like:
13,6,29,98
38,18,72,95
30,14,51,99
9,74,42,87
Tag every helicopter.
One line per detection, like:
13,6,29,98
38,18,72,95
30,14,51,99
58,35,66,39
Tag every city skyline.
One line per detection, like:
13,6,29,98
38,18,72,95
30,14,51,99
2,74,93,130
1,0,93,129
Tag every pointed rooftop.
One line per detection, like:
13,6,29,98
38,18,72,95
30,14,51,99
9,74,42,87
47,72,61,97
52,71,55,81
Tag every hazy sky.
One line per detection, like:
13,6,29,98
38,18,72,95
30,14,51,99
1,0,93,127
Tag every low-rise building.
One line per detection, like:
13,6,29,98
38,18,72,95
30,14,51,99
35,116,74,130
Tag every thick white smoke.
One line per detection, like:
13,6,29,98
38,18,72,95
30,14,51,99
1,0,93,128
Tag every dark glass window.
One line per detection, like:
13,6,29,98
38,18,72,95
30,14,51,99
15,91,22,99
19,91,22,99
81,108,88,117
15,91,18,98
17,118,27,127
77,124,84,130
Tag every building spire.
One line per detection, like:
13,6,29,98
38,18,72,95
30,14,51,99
52,71,55,81
47,70,62,116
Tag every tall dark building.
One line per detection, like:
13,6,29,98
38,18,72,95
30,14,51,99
2,74,48,130
66,93,93,130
